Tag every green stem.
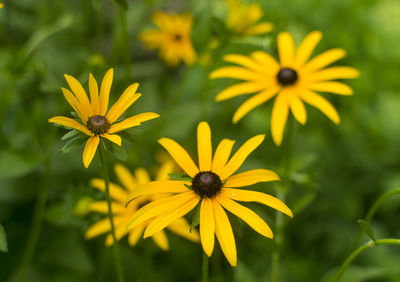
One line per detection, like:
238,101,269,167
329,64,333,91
270,118,294,282
334,239,400,282
347,188,400,255
98,143,125,282
202,252,209,282
118,7,131,80
15,157,51,282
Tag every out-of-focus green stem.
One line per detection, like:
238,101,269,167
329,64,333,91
98,144,125,282
202,252,209,282
334,239,400,282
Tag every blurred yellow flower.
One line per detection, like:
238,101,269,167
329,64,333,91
85,162,200,250
0,3,3,9
225,0,273,36
126,122,292,266
210,31,360,145
140,11,196,67
49,68,159,168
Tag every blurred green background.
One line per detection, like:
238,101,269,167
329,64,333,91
1,0,400,281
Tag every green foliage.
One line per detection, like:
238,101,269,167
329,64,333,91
0,224,8,253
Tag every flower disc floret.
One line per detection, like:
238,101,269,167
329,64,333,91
277,68,298,86
87,115,110,135
192,171,222,198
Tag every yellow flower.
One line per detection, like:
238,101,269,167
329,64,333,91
210,31,360,145
225,0,273,36
126,122,292,266
48,68,159,168
140,11,196,67
0,3,3,9
85,161,200,250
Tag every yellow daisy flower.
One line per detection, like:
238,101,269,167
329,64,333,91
126,122,292,266
85,161,200,250
139,11,197,67
0,3,3,9
48,68,159,168
225,0,274,36
210,31,360,145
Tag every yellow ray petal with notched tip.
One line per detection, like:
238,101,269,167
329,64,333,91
198,122,212,171
233,87,279,123
143,195,199,238
158,138,199,177
250,51,280,74
135,168,151,185
278,32,295,67
126,192,196,229
99,68,114,116
288,93,307,125
221,188,293,217
151,230,170,251
303,48,346,73
308,81,354,95
219,134,265,180
210,66,264,81
299,90,340,124
48,116,91,136
83,135,100,168
85,216,126,239
90,178,128,202
114,164,138,192
245,22,274,36
102,133,121,146
306,66,360,82
64,74,92,117
61,88,87,124
270,92,289,146
215,81,271,102
217,195,273,238
211,139,235,176
224,169,280,187
294,30,322,67
89,73,100,115
223,54,265,73
212,199,237,267
128,223,145,246
200,198,215,257
106,83,140,123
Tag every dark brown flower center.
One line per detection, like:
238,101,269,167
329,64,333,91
277,68,298,86
87,115,110,135
173,34,182,41
191,171,222,198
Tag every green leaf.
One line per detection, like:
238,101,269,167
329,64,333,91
358,219,377,242
168,173,192,182
118,130,136,143
190,202,201,232
0,224,8,252
109,143,128,162
114,0,128,9
60,136,86,154
61,129,80,140
184,184,192,190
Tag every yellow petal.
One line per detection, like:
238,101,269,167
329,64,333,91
223,54,265,73
151,230,170,251
82,136,99,168
233,87,279,123
166,217,200,243
90,178,128,202
219,135,265,180
303,48,346,73
143,196,199,238
278,32,295,66
114,164,137,192
200,198,215,256
61,88,87,124
307,66,360,82
294,31,322,67
299,90,340,124
308,81,354,95
85,218,111,239
288,93,307,125
64,74,92,117
210,66,263,81
108,112,159,134
102,133,121,146
158,138,199,178
106,83,140,123
211,139,235,176
156,161,175,181
89,73,100,115
224,169,280,187
212,200,237,267
105,224,129,246
245,22,274,36
215,81,272,102
89,201,126,214
128,223,145,246
221,188,293,217
217,195,273,238
99,68,114,116
250,51,280,75
48,116,91,136
270,92,289,146
197,122,212,171
126,182,190,208
135,168,151,185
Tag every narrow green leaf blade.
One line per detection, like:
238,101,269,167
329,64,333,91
190,202,201,232
358,219,376,242
169,173,192,182
0,224,8,252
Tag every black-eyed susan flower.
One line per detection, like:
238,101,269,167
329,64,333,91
139,11,196,67
225,0,273,36
210,31,360,146
48,68,159,168
85,161,200,250
0,3,3,9
126,122,292,266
